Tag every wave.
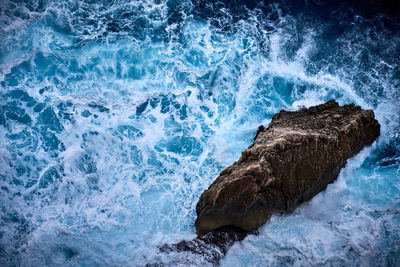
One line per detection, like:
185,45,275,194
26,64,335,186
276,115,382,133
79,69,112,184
0,0,399,266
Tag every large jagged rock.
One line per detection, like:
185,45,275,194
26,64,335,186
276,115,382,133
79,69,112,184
195,100,380,236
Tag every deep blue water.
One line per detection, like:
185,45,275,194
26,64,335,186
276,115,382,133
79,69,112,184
0,0,399,266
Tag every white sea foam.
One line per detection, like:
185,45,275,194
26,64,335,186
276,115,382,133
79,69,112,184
0,1,399,266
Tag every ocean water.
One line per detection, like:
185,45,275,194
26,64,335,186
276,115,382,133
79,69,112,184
0,0,399,266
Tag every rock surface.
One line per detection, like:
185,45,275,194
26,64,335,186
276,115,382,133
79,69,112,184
159,226,257,264
195,100,380,236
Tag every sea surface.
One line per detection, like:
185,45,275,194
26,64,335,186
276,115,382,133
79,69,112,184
0,0,399,266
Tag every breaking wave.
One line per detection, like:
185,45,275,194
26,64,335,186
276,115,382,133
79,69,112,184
0,0,399,265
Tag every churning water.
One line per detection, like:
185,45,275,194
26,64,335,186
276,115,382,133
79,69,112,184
0,0,399,266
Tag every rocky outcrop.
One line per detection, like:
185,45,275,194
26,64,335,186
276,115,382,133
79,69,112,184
195,100,380,236
159,226,257,264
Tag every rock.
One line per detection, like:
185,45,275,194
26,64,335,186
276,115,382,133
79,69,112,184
195,100,380,236
159,226,257,264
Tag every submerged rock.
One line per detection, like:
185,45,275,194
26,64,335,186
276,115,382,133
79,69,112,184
196,100,380,236
159,226,257,264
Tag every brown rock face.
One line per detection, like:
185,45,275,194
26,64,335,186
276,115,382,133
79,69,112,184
195,100,380,236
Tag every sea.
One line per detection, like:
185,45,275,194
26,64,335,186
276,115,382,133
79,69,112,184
0,0,399,266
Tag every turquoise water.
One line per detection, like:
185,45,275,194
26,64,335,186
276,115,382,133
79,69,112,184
0,0,399,266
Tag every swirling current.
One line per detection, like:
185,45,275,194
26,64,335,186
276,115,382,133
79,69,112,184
0,0,399,266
